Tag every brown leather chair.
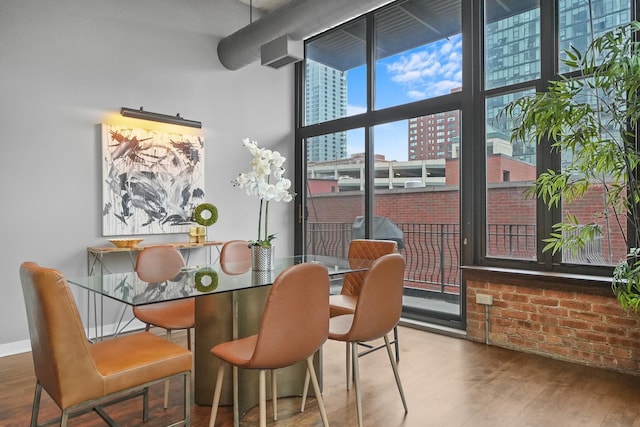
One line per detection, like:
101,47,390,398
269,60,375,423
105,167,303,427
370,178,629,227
133,245,194,349
305,253,408,427
208,262,330,427
219,239,252,274
330,239,399,388
20,262,192,427
132,244,194,408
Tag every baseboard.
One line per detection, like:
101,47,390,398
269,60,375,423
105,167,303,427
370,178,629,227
399,317,467,339
0,320,147,358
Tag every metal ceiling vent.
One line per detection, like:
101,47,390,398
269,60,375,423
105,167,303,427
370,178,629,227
218,0,396,70
261,34,303,69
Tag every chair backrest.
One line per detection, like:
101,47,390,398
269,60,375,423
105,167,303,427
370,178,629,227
341,239,398,297
135,245,185,283
20,262,104,409
347,253,405,342
220,240,252,275
249,262,330,369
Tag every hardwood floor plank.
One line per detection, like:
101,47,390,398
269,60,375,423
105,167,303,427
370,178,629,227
2,326,640,426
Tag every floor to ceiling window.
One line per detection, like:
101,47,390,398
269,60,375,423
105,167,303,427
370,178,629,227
298,0,464,328
295,0,635,329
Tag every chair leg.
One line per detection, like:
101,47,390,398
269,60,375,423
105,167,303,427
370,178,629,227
163,380,170,409
393,326,400,362
352,342,363,427
184,372,191,425
306,356,330,427
272,369,278,421
301,369,310,412
259,370,267,427
30,381,42,427
164,329,172,409
209,364,225,427
346,341,352,390
384,335,408,413
187,328,192,351
142,386,149,422
233,365,239,427
60,410,70,427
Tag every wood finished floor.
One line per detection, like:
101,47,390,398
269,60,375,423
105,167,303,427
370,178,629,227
2,326,640,426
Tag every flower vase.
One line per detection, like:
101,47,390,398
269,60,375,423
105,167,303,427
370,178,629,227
251,246,274,271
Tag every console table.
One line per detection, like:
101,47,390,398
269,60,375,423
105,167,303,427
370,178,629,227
84,240,224,340
86,241,224,275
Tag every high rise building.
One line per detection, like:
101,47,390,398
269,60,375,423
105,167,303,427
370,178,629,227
408,88,461,161
409,0,629,164
305,60,348,162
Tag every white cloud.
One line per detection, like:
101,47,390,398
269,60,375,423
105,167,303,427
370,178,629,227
383,35,463,99
407,90,426,99
347,104,367,115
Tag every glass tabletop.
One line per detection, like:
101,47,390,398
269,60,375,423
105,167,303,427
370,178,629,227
67,255,371,306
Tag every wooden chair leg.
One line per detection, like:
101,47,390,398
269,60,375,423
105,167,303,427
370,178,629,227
272,369,278,421
259,370,267,427
301,369,310,412
384,335,408,412
209,364,225,427
306,356,330,427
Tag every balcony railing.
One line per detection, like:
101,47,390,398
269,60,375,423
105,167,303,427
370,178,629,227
306,222,462,297
307,221,611,297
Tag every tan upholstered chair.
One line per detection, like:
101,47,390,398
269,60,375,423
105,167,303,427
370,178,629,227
132,244,194,408
330,239,399,388
219,239,252,274
306,253,408,427
208,262,330,427
20,262,192,427
133,245,194,349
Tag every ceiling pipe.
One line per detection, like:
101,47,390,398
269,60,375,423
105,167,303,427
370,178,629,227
218,0,395,70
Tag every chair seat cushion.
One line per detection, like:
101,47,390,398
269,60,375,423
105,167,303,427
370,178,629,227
329,294,357,317
90,332,192,395
133,299,195,330
211,335,258,368
328,314,355,340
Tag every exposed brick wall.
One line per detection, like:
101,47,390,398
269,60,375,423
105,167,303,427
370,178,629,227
466,278,640,375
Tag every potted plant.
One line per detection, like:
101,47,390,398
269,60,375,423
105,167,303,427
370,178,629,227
500,21,640,311
233,138,294,270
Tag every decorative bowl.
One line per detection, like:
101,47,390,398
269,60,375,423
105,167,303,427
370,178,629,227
107,238,144,248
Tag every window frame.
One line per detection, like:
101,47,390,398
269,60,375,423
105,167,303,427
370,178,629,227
294,0,638,282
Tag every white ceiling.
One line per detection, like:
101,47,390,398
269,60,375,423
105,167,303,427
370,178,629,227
235,0,291,13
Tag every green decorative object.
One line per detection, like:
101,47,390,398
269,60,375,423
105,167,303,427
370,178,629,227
195,268,218,292
193,203,218,227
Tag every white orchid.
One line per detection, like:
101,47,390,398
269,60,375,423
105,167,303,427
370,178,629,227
233,138,295,247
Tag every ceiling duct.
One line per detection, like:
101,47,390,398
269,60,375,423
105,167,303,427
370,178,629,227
218,0,395,70
261,34,303,69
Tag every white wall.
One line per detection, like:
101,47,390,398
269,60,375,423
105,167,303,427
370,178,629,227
0,0,296,355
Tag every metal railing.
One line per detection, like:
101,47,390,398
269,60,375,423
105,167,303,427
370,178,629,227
487,224,536,259
306,222,462,297
307,221,608,303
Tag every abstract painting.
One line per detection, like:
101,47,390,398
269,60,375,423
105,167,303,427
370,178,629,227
101,124,205,236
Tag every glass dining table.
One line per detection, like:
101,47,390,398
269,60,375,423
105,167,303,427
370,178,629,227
67,254,371,419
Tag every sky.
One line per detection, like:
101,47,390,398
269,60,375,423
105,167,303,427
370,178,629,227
345,34,463,162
